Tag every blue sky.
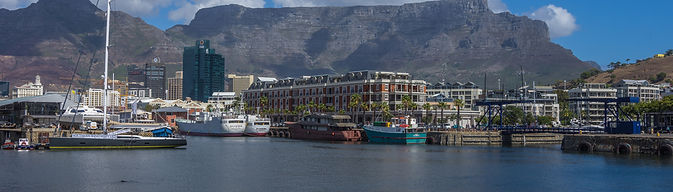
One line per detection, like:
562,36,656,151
2,0,672,69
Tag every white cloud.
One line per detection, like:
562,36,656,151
168,0,266,23
529,5,578,38
487,0,508,13
0,0,37,10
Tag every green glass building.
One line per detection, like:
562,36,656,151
182,40,225,102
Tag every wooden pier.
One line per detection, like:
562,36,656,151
562,134,673,156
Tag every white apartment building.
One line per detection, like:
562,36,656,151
426,81,482,110
569,83,617,125
84,88,121,108
614,79,661,103
208,92,236,108
12,75,44,98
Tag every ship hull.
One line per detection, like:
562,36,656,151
244,132,268,137
176,117,245,137
48,137,187,149
289,126,361,141
363,126,427,144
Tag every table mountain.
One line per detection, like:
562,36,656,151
0,0,594,90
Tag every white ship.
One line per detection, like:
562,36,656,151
244,115,270,137
176,113,246,137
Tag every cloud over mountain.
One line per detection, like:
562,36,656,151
529,4,578,38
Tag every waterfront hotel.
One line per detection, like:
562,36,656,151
242,70,426,121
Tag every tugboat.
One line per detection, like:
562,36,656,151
2,139,15,150
288,114,362,141
16,138,34,150
363,116,427,144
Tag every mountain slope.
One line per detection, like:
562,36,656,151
586,55,673,84
0,0,594,90
167,0,594,86
0,0,181,88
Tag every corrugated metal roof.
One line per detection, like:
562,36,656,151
153,106,188,113
0,94,76,108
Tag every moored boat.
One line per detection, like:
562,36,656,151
49,134,186,149
363,116,427,144
176,113,246,137
244,115,270,137
289,114,362,141
2,139,15,150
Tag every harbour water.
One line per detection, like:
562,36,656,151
2,137,673,192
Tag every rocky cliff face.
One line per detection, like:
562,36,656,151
0,0,181,87
0,0,593,89
167,0,593,86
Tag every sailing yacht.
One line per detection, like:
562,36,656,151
49,0,186,149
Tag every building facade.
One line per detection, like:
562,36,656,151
12,75,43,99
145,59,166,99
426,82,482,110
84,88,121,108
167,71,183,100
243,70,427,122
569,83,617,125
127,65,145,86
614,79,661,103
0,81,9,100
183,40,225,102
207,92,236,108
227,74,254,96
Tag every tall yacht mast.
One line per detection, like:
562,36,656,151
103,0,111,133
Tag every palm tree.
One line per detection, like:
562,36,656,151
666,49,673,56
381,102,392,120
308,101,316,114
371,102,380,122
327,106,335,113
259,96,269,116
349,94,362,123
401,95,412,115
437,102,447,124
422,103,432,125
295,104,307,119
361,103,370,124
232,96,241,113
409,102,418,119
318,103,327,113
454,99,465,128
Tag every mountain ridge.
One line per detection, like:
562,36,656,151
0,0,594,90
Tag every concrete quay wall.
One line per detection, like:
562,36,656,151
562,134,673,156
427,131,563,145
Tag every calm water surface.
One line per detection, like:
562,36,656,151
2,137,672,192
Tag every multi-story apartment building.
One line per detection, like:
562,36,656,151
12,75,43,98
518,85,560,123
569,83,617,125
84,88,121,108
614,79,661,103
243,70,427,122
426,81,482,110
167,71,183,100
208,92,236,108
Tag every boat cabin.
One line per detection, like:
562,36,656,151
298,114,356,131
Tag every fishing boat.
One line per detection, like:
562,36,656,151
48,0,186,149
288,114,362,141
176,113,246,137
244,115,270,136
363,116,427,144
